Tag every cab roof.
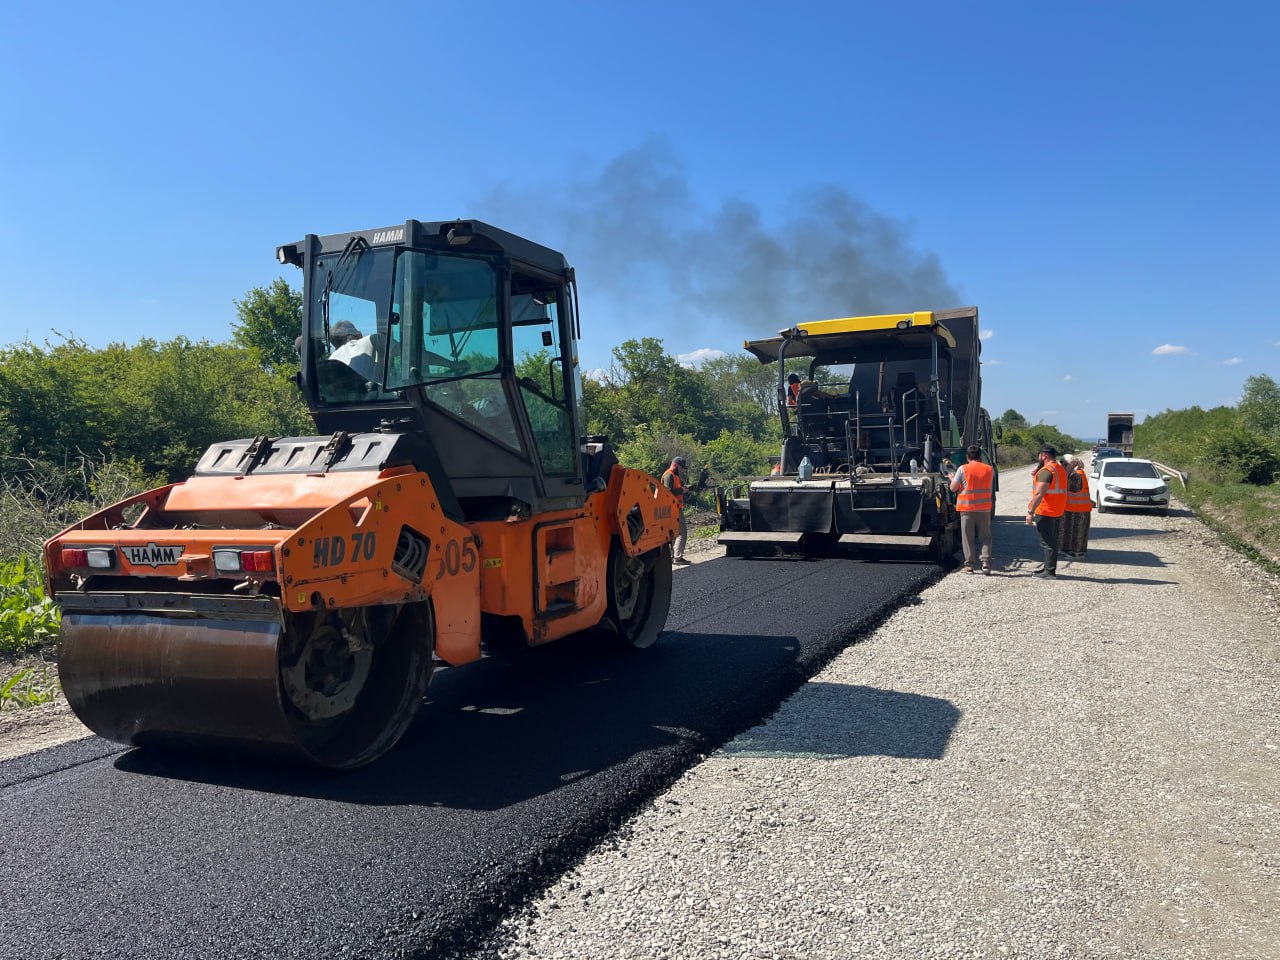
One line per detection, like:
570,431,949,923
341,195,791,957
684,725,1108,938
278,219,572,277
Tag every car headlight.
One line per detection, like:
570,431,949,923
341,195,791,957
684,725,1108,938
1154,484,1168,494
1104,483,1120,492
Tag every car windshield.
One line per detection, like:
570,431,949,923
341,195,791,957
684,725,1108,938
1102,461,1160,479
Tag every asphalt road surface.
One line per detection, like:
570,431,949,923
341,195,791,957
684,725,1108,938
0,553,940,960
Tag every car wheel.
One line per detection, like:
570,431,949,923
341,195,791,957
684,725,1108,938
1096,495,1107,515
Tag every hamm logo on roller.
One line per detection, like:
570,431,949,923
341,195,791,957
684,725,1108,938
125,543,186,567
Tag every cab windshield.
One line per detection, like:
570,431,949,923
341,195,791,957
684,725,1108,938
306,244,571,462
307,245,503,404
386,250,500,389
308,243,400,405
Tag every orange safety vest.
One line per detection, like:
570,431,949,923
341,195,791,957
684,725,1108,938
1031,460,1068,517
770,462,782,476
661,467,685,508
955,460,994,512
786,382,801,406
1066,469,1093,513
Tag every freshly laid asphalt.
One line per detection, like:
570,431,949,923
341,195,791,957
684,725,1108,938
0,553,941,960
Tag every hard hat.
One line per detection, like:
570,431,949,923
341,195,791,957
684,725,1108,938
672,456,687,466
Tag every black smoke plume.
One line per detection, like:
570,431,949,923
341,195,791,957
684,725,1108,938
480,137,961,346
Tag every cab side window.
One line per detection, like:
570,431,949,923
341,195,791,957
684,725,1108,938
510,278,577,476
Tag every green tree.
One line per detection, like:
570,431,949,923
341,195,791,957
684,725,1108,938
593,338,728,444
1239,374,1280,440
999,409,1029,430
232,278,303,372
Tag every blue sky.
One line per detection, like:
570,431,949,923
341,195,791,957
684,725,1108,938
1,1,1276,440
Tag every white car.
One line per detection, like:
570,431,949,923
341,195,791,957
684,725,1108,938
1090,457,1172,515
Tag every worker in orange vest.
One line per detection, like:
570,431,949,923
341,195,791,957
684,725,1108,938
785,373,802,407
661,456,690,565
949,444,995,575
1026,445,1069,578
1061,454,1094,558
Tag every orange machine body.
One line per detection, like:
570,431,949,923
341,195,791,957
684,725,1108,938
45,463,678,665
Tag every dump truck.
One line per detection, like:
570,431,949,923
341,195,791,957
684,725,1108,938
717,308,997,559
43,219,680,768
1107,412,1135,455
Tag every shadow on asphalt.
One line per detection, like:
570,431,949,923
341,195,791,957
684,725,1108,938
719,682,959,760
113,627,805,809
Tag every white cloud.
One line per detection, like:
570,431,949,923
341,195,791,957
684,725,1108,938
586,367,609,382
1224,357,1243,365
1152,343,1190,356
1041,410,1059,417
979,329,994,341
1063,374,1073,382
676,347,726,368
984,358,1002,366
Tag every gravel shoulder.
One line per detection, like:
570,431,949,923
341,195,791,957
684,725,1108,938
0,686,89,761
489,467,1280,960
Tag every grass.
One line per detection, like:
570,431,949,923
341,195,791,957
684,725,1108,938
1181,481,1280,575
0,664,60,710
0,555,61,659
0,555,63,710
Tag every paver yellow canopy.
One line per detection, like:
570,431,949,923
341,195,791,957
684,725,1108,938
45,220,679,768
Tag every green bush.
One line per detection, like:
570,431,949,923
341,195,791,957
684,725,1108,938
703,429,776,480
0,454,157,562
1202,425,1280,485
996,423,1086,466
0,555,60,658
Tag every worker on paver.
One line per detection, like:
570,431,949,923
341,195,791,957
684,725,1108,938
1026,445,1068,578
950,444,995,575
662,456,691,565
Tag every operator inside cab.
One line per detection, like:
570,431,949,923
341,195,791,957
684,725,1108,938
330,318,390,384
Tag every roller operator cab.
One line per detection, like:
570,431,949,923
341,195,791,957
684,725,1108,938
718,308,998,559
45,220,680,769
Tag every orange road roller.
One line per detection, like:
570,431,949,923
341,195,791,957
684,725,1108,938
44,220,679,768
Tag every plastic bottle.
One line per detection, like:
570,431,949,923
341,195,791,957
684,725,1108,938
909,458,919,476
798,456,813,480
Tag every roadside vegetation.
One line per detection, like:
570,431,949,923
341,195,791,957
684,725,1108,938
1137,374,1280,569
990,409,1084,466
